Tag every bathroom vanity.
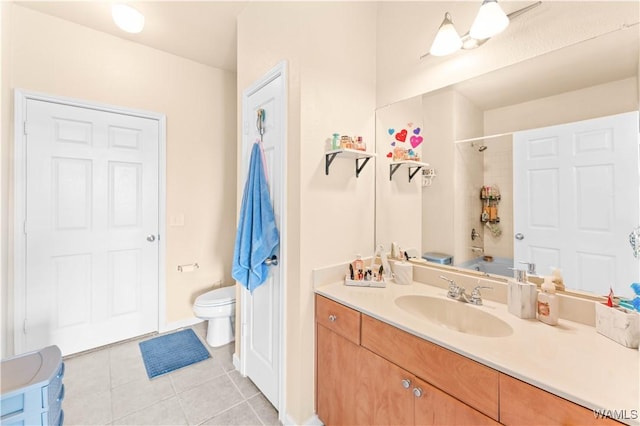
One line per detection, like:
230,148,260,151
315,280,638,425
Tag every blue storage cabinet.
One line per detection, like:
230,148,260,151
1,346,64,426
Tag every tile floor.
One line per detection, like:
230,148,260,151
62,323,279,426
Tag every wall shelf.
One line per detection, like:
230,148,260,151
389,160,430,182
325,149,375,178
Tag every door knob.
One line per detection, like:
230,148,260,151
515,233,524,240
413,387,423,398
401,379,411,389
264,255,278,266
147,234,156,242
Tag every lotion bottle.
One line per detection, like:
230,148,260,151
507,268,537,319
537,276,559,325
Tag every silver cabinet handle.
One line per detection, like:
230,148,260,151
147,234,156,242
328,314,337,322
264,255,278,266
413,387,423,398
515,233,524,240
401,379,411,389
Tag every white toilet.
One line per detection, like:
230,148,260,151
193,285,236,347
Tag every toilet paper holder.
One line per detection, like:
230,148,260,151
177,262,200,272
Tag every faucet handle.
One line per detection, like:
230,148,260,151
470,285,493,305
440,276,459,298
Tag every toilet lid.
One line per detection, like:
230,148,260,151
194,285,236,307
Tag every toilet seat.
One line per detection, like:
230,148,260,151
194,286,236,308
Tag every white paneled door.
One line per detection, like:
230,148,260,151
22,98,160,356
241,62,286,410
514,111,639,297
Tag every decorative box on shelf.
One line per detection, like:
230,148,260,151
344,276,386,288
595,302,639,349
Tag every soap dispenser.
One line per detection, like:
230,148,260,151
507,268,537,319
537,276,559,325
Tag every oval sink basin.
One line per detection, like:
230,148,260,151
395,295,513,338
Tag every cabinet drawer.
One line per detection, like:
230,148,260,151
316,295,361,345
361,314,499,421
499,374,622,425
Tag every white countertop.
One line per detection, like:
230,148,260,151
316,280,640,424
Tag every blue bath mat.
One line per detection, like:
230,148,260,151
139,329,210,379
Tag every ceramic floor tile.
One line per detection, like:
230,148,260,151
111,396,188,426
110,349,149,388
199,402,262,426
63,388,112,425
178,374,244,426
169,357,226,394
209,342,236,372
227,370,260,399
111,375,175,421
64,350,112,395
247,394,279,426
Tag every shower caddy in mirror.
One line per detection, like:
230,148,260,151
480,185,501,223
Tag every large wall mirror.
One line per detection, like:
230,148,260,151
375,26,639,298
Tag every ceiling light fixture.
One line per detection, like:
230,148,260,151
429,13,463,57
469,0,510,40
422,1,541,59
112,3,145,34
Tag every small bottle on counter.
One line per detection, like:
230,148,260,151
537,276,559,325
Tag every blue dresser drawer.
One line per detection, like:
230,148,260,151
1,346,64,426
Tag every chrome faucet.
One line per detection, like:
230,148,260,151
440,276,492,305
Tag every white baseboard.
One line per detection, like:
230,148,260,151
160,317,203,333
282,413,323,426
232,352,242,373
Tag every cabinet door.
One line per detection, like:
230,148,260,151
414,377,500,426
316,324,360,425
358,347,414,426
499,374,622,426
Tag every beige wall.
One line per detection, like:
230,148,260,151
1,4,236,357
237,2,377,423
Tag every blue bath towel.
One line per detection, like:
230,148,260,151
232,143,280,293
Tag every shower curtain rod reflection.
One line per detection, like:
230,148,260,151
454,131,512,144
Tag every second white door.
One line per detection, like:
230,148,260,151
241,63,286,409
22,98,160,356
513,111,639,297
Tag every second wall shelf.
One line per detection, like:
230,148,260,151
389,160,430,182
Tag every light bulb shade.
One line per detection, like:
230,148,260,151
112,4,145,33
429,13,462,57
469,0,509,40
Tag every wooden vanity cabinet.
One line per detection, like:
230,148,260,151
316,294,611,426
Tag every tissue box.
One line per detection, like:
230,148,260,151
595,303,639,349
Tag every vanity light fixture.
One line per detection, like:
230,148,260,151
112,3,145,34
422,1,541,59
429,12,463,57
469,0,510,40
